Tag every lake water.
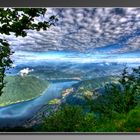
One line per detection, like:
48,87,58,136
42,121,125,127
0,81,78,128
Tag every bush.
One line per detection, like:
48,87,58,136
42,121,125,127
124,106,140,132
89,67,140,117
35,105,96,132
94,112,127,132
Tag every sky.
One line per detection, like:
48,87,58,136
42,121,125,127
2,8,140,64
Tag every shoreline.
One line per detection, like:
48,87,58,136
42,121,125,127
23,85,77,128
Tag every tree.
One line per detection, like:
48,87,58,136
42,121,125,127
0,8,58,95
86,67,140,117
35,105,95,132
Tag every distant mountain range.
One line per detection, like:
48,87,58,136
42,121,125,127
6,61,131,81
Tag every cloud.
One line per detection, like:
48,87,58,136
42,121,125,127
11,50,140,65
1,8,140,55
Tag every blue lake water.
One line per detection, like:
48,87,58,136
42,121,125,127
0,81,78,128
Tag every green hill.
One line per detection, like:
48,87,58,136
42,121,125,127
73,76,119,92
0,75,49,106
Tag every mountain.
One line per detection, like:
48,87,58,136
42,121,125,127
63,76,119,106
0,76,49,106
6,61,125,80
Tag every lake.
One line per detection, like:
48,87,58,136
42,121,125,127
0,81,78,128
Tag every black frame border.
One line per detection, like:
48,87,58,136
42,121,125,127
0,0,140,7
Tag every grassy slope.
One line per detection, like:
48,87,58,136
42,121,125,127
0,75,49,106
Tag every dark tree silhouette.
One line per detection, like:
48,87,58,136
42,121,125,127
0,8,58,95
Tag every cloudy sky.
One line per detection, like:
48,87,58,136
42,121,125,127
2,8,140,63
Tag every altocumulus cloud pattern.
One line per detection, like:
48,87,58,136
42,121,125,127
2,8,140,56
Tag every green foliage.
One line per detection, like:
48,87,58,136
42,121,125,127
35,105,96,132
75,76,116,92
0,8,57,96
124,106,140,132
118,67,139,112
0,75,48,106
0,39,12,96
95,83,130,115
88,67,140,117
0,8,58,36
8,106,140,132
80,112,96,132
81,106,140,132
95,106,140,132
93,113,126,132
